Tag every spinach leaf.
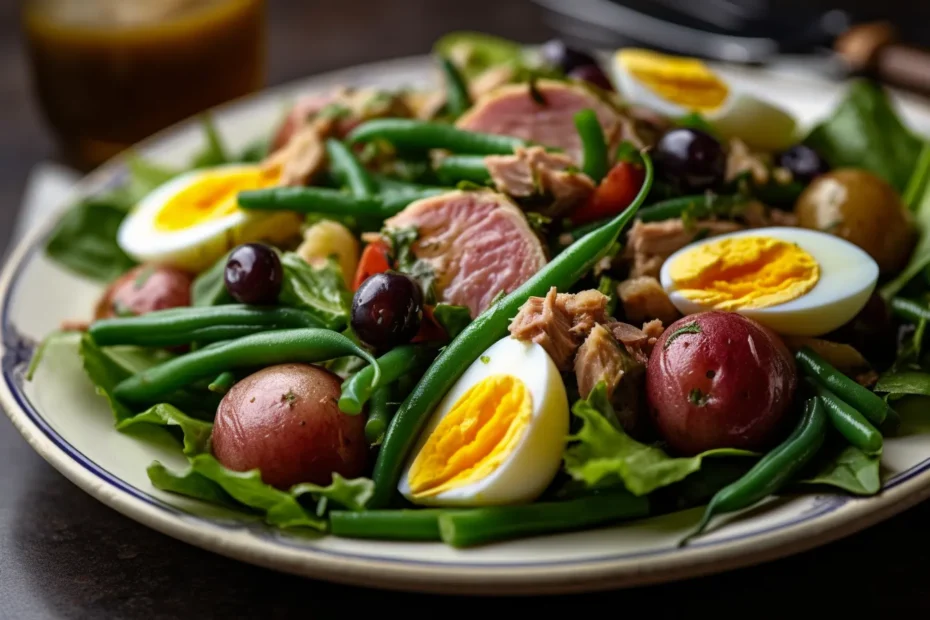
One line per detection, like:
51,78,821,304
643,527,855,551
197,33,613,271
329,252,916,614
804,79,921,192
149,454,374,529
881,145,930,299
797,442,881,496
79,333,142,422
891,395,930,436
117,403,213,456
45,200,139,282
875,370,930,396
278,252,352,330
190,250,234,307
147,461,241,509
432,304,472,340
190,113,229,168
562,382,755,496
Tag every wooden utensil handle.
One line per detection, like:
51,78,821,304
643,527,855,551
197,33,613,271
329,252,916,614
835,21,930,97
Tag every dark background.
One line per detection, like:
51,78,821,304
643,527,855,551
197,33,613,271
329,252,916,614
2,0,930,616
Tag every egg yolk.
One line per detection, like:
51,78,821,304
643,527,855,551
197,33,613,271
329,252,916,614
154,166,280,232
407,375,531,498
618,48,729,111
668,236,820,310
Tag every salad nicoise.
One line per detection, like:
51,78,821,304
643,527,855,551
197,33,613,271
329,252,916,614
32,33,930,548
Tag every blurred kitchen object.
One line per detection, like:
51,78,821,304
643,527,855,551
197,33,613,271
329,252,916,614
534,0,930,96
22,0,267,171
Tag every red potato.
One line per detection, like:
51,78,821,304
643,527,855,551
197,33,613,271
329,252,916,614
211,363,367,489
94,264,192,320
646,311,798,455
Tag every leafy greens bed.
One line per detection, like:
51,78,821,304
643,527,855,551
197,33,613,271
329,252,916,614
26,32,930,548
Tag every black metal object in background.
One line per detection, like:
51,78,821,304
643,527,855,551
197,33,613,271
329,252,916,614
533,0,930,64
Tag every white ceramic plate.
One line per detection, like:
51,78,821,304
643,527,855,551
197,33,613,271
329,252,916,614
4,55,930,596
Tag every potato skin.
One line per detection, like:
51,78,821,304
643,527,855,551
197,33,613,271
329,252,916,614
795,169,915,273
212,363,367,489
95,264,192,319
646,312,797,455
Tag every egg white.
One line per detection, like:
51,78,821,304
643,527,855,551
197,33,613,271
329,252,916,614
659,226,879,336
611,50,797,151
117,164,302,273
397,336,569,507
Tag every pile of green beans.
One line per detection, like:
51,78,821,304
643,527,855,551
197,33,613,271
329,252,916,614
573,109,608,183
636,193,747,223
681,396,828,545
329,492,649,547
325,139,376,198
338,344,436,415
439,56,471,119
367,153,655,509
434,154,492,185
796,346,888,453
347,119,527,155
113,328,380,405
89,305,323,348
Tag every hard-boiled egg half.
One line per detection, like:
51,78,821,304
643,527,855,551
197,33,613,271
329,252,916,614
659,227,878,336
117,164,303,273
611,48,797,152
398,336,569,507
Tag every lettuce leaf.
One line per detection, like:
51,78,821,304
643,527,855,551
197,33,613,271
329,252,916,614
149,454,374,530
563,383,755,496
797,443,881,496
117,403,213,456
432,303,472,340
45,199,139,282
278,252,352,330
190,250,235,307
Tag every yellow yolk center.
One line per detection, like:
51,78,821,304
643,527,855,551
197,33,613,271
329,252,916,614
154,166,280,232
668,236,820,310
618,48,729,111
407,375,532,498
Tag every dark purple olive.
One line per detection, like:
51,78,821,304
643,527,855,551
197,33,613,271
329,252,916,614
654,128,726,192
568,64,614,91
777,144,829,184
826,292,897,370
224,243,283,305
540,39,598,74
351,272,423,351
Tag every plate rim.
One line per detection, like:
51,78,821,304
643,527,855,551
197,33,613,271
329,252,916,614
4,54,930,595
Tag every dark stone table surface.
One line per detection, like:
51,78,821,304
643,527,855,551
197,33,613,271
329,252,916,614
1,1,929,616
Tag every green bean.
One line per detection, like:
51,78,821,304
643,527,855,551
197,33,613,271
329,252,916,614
574,109,608,182
238,185,445,223
434,155,492,185
438,492,650,548
367,152,655,508
339,345,435,415
796,347,893,426
366,385,397,445
208,371,236,395
113,329,380,404
89,305,323,348
808,379,883,455
326,139,377,198
637,193,746,223
890,296,930,324
680,396,827,545
347,119,526,155
439,56,471,119
329,509,443,541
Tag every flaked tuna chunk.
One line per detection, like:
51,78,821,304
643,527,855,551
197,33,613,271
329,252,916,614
624,218,744,279
606,319,665,365
383,190,546,318
263,121,328,187
484,146,595,215
574,323,647,436
617,276,680,326
456,80,624,165
508,287,609,370
271,86,412,152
